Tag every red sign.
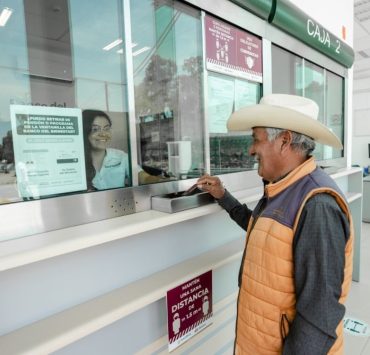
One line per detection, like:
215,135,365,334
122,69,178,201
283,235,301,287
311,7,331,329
205,15,263,83
166,270,212,351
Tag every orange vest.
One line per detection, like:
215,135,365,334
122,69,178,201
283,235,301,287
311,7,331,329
235,158,354,355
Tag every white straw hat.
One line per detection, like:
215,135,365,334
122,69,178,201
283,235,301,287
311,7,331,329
227,94,343,149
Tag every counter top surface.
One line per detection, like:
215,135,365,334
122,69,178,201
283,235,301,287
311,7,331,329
0,166,362,272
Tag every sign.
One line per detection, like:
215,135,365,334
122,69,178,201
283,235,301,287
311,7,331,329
205,15,263,83
166,270,213,352
344,317,370,337
208,75,235,134
10,105,87,198
208,76,259,134
270,0,354,68
228,0,354,68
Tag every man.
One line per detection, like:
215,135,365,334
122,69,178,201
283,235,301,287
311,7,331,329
197,94,353,354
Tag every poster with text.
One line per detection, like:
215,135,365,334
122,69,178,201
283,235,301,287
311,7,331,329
166,270,212,352
10,105,87,198
208,75,235,134
205,14,263,82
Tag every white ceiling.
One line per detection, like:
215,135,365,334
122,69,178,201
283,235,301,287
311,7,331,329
354,0,370,80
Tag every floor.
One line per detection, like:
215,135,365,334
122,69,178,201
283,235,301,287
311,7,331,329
344,222,370,354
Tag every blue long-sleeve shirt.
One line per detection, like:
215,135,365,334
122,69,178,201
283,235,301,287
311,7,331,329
217,189,350,354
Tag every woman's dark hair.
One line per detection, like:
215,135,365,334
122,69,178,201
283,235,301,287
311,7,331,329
82,109,112,190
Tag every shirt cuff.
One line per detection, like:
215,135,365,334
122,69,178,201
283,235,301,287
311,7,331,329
217,190,241,212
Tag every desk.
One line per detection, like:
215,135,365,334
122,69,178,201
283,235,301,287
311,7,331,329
363,176,370,222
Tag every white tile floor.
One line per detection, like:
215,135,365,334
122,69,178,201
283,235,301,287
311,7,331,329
344,222,370,354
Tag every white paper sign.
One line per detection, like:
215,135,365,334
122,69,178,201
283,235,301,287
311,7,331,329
10,105,87,198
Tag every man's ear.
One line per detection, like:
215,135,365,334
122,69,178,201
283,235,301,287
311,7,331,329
280,130,293,151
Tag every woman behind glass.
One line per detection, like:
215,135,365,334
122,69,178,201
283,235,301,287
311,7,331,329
82,110,130,190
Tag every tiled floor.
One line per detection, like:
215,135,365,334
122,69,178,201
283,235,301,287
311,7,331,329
344,222,370,354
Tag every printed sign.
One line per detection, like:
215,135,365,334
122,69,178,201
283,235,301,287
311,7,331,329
205,15,262,83
166,270,213,352
344,317,370,337
10,105,87,198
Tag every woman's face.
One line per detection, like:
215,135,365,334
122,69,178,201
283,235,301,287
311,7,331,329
88,116,112,151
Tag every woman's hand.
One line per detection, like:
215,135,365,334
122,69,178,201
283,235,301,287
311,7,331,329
197,174,225,199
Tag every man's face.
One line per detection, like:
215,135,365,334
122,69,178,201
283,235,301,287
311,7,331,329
249,127,283,182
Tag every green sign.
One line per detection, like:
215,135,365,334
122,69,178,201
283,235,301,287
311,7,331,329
269,0,354,68
229,0,273,20
228,0,354,68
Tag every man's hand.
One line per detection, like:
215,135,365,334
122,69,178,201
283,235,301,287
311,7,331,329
197,174,225,199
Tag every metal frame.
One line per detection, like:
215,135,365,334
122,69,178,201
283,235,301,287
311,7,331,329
123,0,139,186
0,0,351,242
201,10,211,174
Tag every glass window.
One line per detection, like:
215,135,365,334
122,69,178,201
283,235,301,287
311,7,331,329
208,73,260,174
303,61,325,160
204,15,263,175
271,45,302,96
325,71,344,160
131,0,205,183
272,45,344,161
69,0,131,191
0,0,131,204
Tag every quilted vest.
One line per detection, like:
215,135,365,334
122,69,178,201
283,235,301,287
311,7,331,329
235,158,354,355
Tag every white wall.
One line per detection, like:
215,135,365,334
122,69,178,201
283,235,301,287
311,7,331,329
352,91,370,167
290,0,354,46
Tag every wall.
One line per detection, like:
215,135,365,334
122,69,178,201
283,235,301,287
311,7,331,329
0,204,245,354
352,89,370,168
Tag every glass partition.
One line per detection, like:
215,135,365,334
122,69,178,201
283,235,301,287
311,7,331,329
131,0,205,183
68,0,131,190
0,0,28,203
325,70,344,160
271,45,302,95
271,45,344,161
0,0,131,204
208,73,260,174
204,15,263,175
0,0,346,211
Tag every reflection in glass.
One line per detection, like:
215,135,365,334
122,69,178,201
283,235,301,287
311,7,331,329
272,45,302,96
70,0,131,188
0,1,29,203
131,0,204,183
304,61,325,160
325,71,344,159
272,45,344,161
208,73,260,175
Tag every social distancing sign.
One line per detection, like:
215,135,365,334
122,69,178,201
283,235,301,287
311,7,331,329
344,317,370,337
166,270,213,352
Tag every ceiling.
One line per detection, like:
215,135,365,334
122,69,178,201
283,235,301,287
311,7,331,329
354,0,370,81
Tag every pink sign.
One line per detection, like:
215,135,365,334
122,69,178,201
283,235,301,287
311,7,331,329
166,270,212,351
205,15,263,82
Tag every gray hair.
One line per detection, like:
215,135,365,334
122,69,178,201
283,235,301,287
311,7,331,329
265,127,316,157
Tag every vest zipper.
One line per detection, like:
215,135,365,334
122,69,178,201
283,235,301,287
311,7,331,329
280,313,290,341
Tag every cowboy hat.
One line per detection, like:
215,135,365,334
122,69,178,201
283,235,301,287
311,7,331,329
227,94,343,149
